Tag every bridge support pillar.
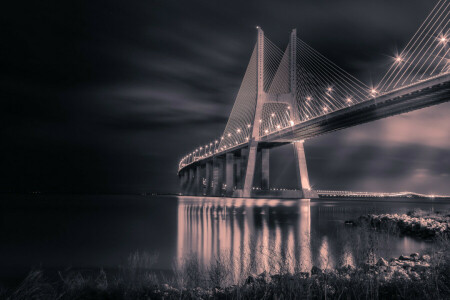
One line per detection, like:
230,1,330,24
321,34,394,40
243,142,258,198
188,168,195,195
261,148,269,190
293,141,317,198
205,161,212,195
212,157,224,196
226,153,235,196
179,170,187,195
195,166,202,196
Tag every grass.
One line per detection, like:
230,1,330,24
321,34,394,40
1,224,450,299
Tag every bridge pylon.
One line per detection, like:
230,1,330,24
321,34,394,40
240,27,316,198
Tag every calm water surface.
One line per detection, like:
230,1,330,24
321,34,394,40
0,194,449,283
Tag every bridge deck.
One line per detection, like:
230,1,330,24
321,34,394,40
179,73,450,172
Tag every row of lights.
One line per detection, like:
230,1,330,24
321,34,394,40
179,84,383,169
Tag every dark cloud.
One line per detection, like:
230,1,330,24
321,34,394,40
1,0,448,194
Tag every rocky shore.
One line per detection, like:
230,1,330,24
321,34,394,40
136,253,441,299
355,210,450,239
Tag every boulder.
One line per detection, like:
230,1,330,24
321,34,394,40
399,255,411,261
422,254,431,262
245,275,255,284
410,253,420,260
311,266,323,275
377,258,389,267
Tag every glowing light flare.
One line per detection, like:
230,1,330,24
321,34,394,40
438,35,447,44
276,125,281,129
271,113,275,117
394,55,403,63
264,129,269,133
306,96,312,101
289,120,294,126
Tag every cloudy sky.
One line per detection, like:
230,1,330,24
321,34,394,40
2,0,449,194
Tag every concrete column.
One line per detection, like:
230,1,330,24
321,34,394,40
212,157,224,196
243,143,258,197
226,152,235,196
205,161,212,196
195,166,202,196
261,148,269,190
179,171,187,195
188,168,195,195
235,155,242,190
293,141,317,198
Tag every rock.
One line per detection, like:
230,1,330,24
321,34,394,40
409,271,421,281
377,258,389,267
311,266,323,275
270,274,281,282
245,275,255,284
413,263,430,272
410,253,420,260
257,271,267,284
399,255,411,261
401,261,415,268
422,254,431,262
298,272,309,278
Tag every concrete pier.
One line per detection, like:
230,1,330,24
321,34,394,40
261,148,269,190
226,152,234,196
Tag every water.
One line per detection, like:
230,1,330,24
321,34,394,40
0,194,448,284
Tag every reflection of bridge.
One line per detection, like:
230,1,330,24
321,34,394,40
178,1,450,198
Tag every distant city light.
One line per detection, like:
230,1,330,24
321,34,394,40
306,96,312,101
327,87,333,92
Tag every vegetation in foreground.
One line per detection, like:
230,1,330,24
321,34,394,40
1,211,450,300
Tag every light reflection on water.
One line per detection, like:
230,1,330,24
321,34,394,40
176,197,437,274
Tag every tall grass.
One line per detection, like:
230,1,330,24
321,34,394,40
1,230,450,299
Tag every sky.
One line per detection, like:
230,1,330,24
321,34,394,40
1,0,449,194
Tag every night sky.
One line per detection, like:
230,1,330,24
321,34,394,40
2,0,449,194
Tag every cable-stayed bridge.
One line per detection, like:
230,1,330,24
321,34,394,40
178,0,450,198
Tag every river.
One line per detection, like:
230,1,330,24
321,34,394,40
0,194,448,285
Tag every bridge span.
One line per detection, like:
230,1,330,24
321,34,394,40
178,1,450,198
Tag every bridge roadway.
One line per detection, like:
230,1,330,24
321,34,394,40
179,72,450,174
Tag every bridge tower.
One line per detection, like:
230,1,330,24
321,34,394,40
242,28,316,198
289,29,317,198
242,27,265,198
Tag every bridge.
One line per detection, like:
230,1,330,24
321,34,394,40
178,0,450,198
